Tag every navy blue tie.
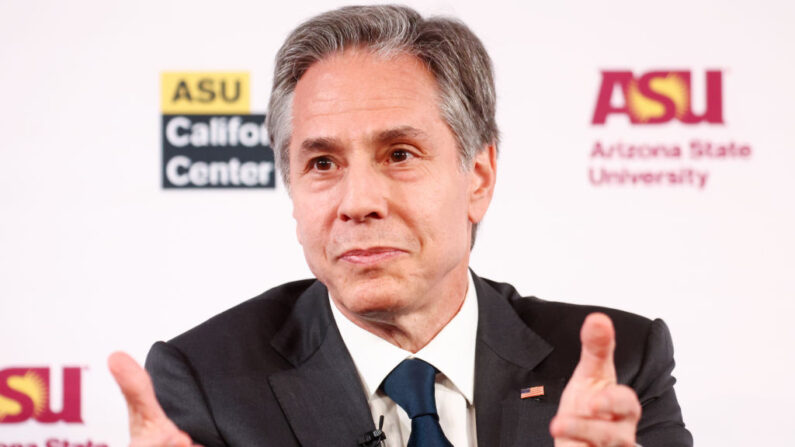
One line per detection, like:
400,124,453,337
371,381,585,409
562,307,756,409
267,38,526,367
382,358,453,447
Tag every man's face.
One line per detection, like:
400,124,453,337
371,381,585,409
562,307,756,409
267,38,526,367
288,49,494,321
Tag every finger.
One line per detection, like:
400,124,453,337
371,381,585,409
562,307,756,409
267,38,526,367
590,385,642,421
571,313,617,383
108,351,167,422
550,414,636,447
553,440,589,447
162,431,192,447
131,430,193,447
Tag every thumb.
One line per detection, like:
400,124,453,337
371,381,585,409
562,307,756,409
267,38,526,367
571,313,617,383
108,351,167,423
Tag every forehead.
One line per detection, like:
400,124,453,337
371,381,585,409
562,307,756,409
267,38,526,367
290,49,444,143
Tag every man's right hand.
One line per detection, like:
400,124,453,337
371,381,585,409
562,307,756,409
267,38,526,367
108,351,196,447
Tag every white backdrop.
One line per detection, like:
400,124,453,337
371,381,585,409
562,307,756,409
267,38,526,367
1,0,794,445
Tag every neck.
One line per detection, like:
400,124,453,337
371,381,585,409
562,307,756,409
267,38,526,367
333,266,470,353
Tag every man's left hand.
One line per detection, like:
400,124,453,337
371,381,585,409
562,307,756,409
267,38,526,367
550,313,641,447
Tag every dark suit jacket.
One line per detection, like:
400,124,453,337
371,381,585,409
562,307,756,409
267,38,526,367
146,274,693,446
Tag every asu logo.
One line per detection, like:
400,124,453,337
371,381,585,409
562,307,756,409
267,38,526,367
592,70,724,125
0,367,83,424
161,72,250,115
160,71,275,189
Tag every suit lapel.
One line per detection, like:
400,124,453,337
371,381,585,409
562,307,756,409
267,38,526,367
472,273,565,447
268,281,374,447
266,274,564,446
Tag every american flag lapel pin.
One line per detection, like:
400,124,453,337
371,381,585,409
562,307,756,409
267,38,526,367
520,385,544,399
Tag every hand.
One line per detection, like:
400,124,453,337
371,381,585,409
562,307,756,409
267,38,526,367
550,313,641,447
108,351,197,447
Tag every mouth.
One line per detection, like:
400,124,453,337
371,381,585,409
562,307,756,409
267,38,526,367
338,247,407,265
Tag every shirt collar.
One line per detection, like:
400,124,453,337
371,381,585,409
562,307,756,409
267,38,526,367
330,271,479,404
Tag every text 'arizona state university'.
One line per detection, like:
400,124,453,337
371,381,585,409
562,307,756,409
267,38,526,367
587,69,754,190
161,72,275,188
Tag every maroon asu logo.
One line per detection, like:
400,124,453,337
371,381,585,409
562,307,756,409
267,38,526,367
592,70,724,125
0,367,83,424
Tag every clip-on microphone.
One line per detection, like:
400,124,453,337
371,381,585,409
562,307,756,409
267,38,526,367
358,415,387,447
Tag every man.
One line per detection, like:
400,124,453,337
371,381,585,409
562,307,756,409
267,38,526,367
109,5,692,446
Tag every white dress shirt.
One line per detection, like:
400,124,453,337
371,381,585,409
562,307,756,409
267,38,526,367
330,272,479,447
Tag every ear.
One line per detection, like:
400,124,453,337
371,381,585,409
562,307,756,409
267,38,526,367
467,143,497,224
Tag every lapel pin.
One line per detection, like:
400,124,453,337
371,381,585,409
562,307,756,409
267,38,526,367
520,385,544,399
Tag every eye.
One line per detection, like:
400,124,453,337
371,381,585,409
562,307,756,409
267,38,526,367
389,148,414,163
310,156,336,171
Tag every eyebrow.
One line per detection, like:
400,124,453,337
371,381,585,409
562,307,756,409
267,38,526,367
372,126,429,145
300,136,342,154
298,125,430,156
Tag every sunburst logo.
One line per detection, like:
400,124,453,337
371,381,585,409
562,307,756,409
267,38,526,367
592,70,723,125
0,367,83,424
0,370,48,421
627,74,689,122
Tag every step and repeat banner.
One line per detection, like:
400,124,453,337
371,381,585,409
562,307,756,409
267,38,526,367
1,1,793,445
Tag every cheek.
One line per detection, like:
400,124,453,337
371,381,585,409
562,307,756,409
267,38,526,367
418,176,471,239
292,194,328,248
295,209,323,247
293,185,344,249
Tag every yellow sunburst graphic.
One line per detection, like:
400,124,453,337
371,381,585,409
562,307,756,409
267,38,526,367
0,371,48,421
627,74,689,122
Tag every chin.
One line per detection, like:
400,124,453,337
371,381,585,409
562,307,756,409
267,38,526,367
334,277,410,318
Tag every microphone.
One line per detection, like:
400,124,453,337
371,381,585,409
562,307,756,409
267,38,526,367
358,415,387,447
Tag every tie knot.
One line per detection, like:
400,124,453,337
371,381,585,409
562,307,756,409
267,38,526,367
382,358,438,419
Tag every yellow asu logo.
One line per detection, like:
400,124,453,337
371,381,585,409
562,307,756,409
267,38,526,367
160,71,274,189
0,367,83,424
161,72,250,114
591,70,723,125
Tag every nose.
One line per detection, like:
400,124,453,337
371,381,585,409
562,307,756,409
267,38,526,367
337,161,388,223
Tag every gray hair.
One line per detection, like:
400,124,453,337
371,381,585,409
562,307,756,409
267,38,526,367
266,5,499,247
266,4,499,185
